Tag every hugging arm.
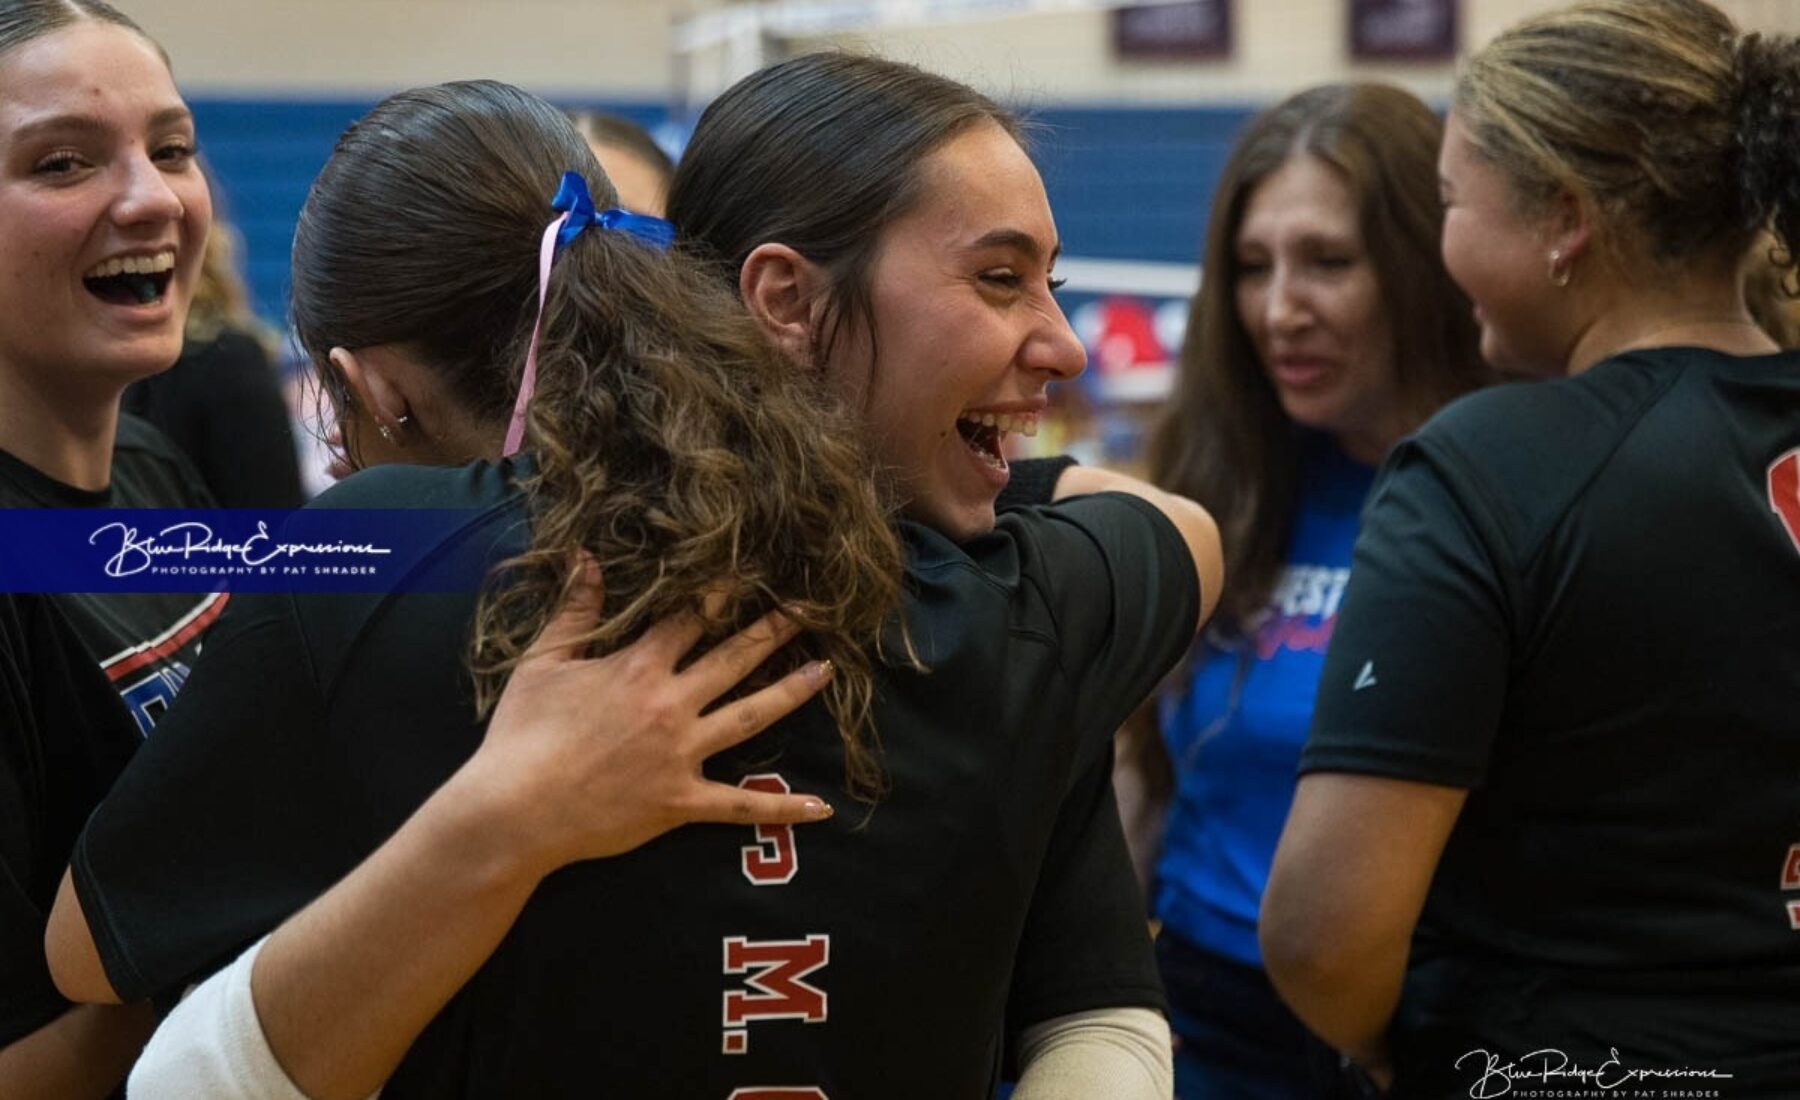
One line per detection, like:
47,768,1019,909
1052,465,1222,634
56,566,834,1100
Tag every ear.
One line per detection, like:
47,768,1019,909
739,243,827,366
1542,186,1596,266
328,347,410,435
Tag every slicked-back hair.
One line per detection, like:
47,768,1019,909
0,0,164,65
292,80,906,797
667,52,1021,369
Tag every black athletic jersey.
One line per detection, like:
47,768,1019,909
0,594,142,1046
72,459,1198,1098
1303,347,1800,1097
0,415,229,733
121,327,306,509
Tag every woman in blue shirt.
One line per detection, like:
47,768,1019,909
1127,82,1488,1099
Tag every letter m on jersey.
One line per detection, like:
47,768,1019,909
723,935,830,1029
1768,447,1800,554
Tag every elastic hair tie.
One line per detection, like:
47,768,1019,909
501,171,676,458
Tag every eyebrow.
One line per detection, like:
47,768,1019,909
10,105,194,143
963,228,1063,266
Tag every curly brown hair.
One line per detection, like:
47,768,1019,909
290,81,906,797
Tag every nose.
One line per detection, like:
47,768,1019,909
1264,265,1311,338
111,148,187,229
1023,297,1088,382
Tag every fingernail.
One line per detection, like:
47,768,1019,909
804,659,835,686
802,799,834,820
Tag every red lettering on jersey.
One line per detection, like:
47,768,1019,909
1769,448,1800,554
727,1090,829,1099
1788,900,1800,932
722,935,830,1030
1782,844,1800,891
739,774,798,885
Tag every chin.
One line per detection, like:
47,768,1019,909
1277,394,1348,436
98,339,186,381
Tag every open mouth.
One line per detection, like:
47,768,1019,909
83,252,175,307
955,411,1038,472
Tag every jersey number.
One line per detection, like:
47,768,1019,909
738,773,799,885
1782,843,1800,931
1769,448,1800,554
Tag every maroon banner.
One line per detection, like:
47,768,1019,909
1114,0,1233,60
1349,0,1457,61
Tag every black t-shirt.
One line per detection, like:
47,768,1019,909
0,595,142,1046
0,415,228,734
73,460,1198,1098
1304,348,1800,1097
121,327,306,509
0,417,222,1056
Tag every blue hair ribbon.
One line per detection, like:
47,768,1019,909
504,171,677,457
550,171,675,252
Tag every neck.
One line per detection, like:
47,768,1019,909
1562,267,1779,376
0,367,124,491
1333,427,1397,468
1331,403,1411,468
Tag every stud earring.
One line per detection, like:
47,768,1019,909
378,414,412,446
1547,249,1572,288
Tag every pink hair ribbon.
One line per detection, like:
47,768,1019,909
501,172,676,458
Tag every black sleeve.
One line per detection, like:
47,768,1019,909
1008,492,1201,740
986,494,1194,1036
70,593,339,1004
189,331,305,509
0,596,140,1045
1004,741,1163,1038
1301,441,1513,787
995,456,1078,511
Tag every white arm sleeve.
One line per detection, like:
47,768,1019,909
1011,1005,1174,1100
126,936,380,1100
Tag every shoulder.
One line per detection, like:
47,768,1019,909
908,492,1190,590
1392,355,1688,558
113,411,193,467
112,413,213,506
1417,354,1681,470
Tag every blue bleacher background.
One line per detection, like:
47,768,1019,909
190,96,1257,326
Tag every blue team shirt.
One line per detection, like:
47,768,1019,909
1153,435,1374,966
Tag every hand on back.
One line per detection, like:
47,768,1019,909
462,558,836,878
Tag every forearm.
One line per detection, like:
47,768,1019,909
0,1001,156,1100
253,766,548,1100
1261,945,1400,1076
1012,1006,1173,1100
